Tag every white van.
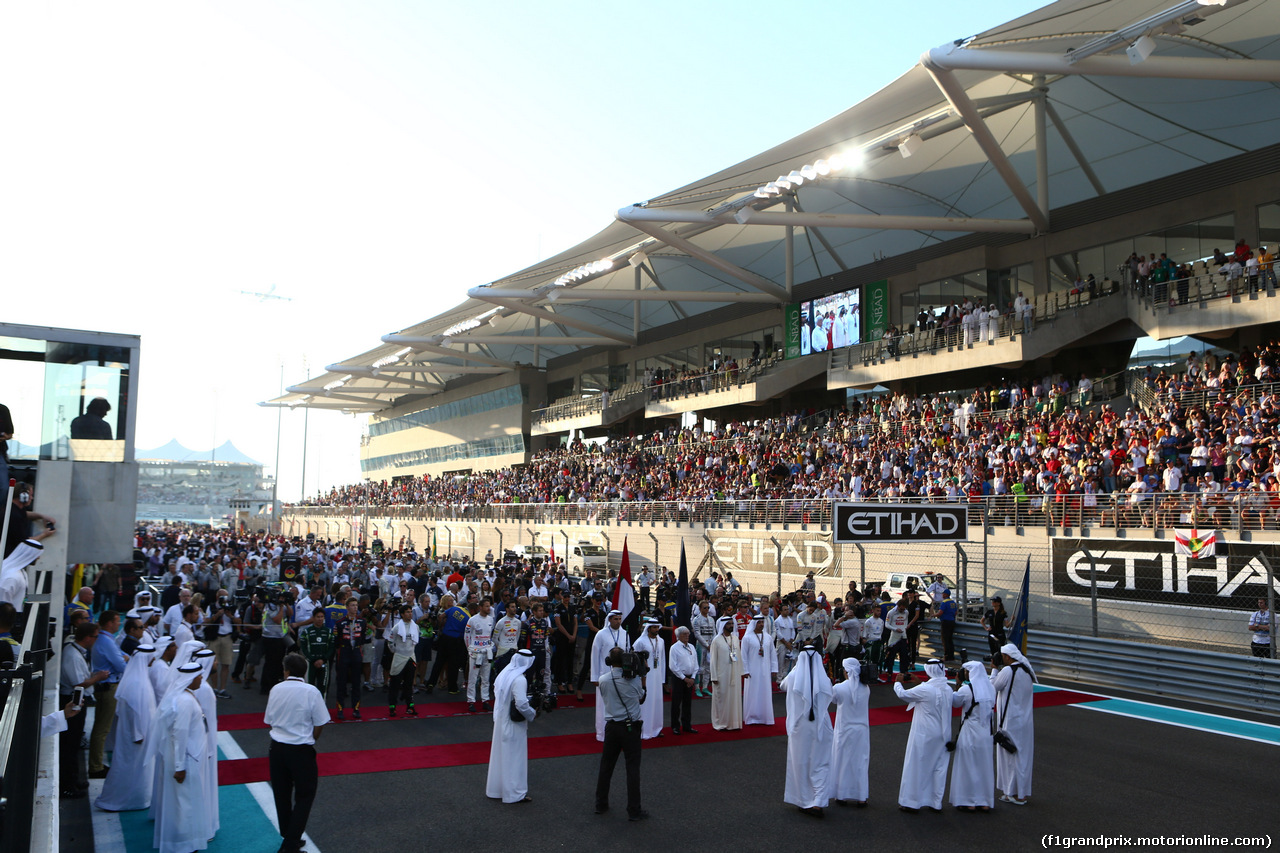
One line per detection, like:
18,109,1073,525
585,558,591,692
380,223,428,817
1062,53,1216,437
881,570,983,617
511,544,550,565
566,541,608,574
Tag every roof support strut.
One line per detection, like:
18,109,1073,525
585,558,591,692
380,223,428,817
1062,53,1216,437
616,208,791,302
620,204,1037,234
465,290,637,345
922,58,1050,232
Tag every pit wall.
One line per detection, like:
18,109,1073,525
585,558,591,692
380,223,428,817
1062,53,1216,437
281,511,1271,653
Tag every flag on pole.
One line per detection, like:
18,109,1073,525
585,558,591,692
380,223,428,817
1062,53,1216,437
1008,556,1031,653
612,537,640,639
549,540,556,566
431,528,437,560
675,541,692,632
1174,528,1216,559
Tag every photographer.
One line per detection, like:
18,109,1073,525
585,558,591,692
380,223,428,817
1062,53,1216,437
593,647,648,821
992,643,1036,806
206,590,237,698
260,588,292,694
486,648,536,804
232,592,264,689
950,659,995,811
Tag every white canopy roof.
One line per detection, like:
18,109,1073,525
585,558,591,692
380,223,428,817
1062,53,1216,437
266,0,1280,412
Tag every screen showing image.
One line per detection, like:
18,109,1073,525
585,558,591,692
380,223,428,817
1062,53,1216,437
798,289,860,356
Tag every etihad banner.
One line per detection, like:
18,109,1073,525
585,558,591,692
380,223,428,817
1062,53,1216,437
706,531,834,578
1051,537,1280,611
833,502,968,543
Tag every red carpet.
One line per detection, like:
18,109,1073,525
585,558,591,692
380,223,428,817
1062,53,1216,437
217,691,676,731
217,688,1102,786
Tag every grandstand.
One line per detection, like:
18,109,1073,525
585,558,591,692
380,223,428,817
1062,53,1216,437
272,0,1280,652
136,439,274,524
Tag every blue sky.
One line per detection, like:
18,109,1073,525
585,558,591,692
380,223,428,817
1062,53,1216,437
0,0,1046,500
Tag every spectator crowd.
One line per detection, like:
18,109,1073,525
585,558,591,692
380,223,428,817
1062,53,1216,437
296,336,1280,531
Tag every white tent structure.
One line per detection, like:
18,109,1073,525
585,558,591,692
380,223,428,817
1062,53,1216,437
264,0,1280,413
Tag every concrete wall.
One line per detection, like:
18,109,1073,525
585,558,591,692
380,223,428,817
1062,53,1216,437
282,508,1278,653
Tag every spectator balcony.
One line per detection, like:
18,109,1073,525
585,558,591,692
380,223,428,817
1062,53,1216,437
828,285,1127,389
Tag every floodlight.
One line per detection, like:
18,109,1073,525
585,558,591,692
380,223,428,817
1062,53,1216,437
1126,34,1156,63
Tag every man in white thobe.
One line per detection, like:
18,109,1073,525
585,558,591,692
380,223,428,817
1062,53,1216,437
192,648,220,839
632,619,665,738
892,659,952,812
95,645,158,812
152,662,210,853
708,617,743,731
780,645,833,816
830,657,870,806
950,661,996,810
486,649,536,803
740,616,776,725
993,643,1036,805
591,610,630,742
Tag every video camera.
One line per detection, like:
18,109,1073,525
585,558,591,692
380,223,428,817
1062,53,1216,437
616,650,650,680
259,583,293,607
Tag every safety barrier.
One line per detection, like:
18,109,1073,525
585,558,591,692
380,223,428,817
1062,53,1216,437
922,622,1280,717
0,567,55,853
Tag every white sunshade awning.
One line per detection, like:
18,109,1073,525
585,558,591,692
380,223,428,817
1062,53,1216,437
268,0,1280,410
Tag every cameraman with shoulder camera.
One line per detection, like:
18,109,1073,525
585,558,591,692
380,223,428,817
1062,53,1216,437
593,646,648,821
260,587,292,695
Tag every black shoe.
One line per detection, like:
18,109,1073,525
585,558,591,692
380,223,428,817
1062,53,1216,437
74,780,90,791
685,728,699,735
335,708,344,720
388,706,397,717
425,685,434,694
672,728,683,735
88,769,109,779
352,708,362,720
628,810,650,822
594,805,609,815
407,705,418,717
62,788,87,799
482,701,492,712
467,703,476,713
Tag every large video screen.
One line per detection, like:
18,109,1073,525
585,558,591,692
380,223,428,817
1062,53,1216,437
799,289,860,355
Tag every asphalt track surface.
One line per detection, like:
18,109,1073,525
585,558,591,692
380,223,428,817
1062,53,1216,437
63,668,1280,853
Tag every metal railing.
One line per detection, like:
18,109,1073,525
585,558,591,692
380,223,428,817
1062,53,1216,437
0,567,54,852
285,490,1280,532
832,287,1124,371
1130,265,1278,315
922,623,1280,716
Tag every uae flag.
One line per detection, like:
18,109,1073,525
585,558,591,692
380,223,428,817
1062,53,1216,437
1175,529,1217,559
612,537,640,639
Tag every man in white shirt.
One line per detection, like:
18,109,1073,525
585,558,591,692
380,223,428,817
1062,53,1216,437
773,603,797,683
264,654,329,853
667,627,699,735
162,587,193,637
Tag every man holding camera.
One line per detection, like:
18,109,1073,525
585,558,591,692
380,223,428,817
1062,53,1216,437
260,589,292,695
594,647,647,820
589,608,629,737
